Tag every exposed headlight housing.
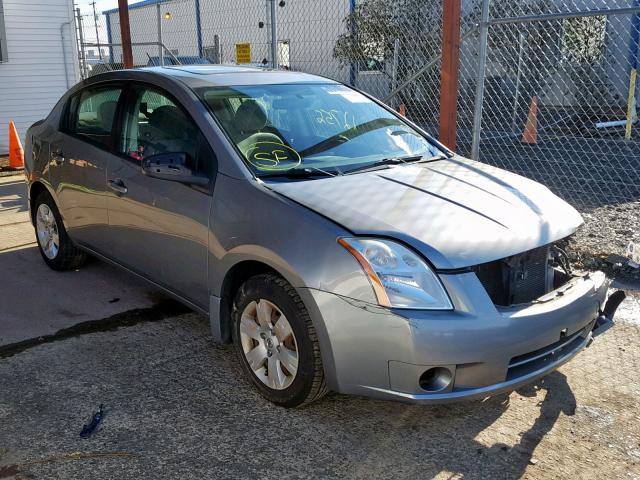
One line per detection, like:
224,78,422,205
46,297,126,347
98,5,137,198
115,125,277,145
338,237,453,310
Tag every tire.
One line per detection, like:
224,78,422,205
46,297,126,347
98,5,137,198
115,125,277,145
33,190,89,271
232,273,327,408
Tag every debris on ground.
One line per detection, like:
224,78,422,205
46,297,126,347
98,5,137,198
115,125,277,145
569,201,640,284
80,405,105,438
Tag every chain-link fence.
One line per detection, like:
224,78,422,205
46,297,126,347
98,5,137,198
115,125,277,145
464,0,640,210
74,0,640,210
73,0,640,275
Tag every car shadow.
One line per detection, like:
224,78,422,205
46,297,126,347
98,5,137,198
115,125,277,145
297,370,576,478
0,305,580,479
0,177,29,214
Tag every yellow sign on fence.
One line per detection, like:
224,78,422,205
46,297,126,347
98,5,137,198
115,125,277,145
236,43,251,64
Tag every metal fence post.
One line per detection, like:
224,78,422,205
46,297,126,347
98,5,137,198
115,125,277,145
510,31,525,134
269,0,278,69
91,1,103,61
213,34,221,63
470,0,490,160
349,0,357,86
156,2,164,66
195,0,203,58
390,38,400,106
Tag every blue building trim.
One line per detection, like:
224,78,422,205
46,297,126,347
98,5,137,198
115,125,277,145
349,0,357,86
628,0,640,71
105,13,114,63
103,0,163,16
195,0,203,57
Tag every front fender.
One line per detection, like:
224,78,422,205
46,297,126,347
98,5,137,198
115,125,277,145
207,174,379,391
208,174,376,302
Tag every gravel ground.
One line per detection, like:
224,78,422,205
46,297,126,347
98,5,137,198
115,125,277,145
569,201,640,285
0,305,639,480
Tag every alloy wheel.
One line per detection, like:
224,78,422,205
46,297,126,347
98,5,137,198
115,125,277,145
36,204,60,260
239,299,299,390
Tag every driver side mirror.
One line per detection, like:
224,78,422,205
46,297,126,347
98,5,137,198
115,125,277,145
141,152,209,186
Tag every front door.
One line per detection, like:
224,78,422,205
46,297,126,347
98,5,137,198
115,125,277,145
49,84,125,250
106,85,215,309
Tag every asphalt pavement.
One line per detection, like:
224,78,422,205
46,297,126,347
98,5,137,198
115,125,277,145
0,175,165,345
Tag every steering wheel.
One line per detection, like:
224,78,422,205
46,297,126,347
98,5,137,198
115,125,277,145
238,132,303,171
237,132,287,157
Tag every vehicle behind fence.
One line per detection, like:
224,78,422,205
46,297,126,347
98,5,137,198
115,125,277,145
75,0,640,211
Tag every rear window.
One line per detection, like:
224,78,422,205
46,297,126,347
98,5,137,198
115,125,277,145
66,86,123,149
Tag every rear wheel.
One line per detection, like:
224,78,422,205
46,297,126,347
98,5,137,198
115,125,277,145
232,274,327,407
33,191,88,271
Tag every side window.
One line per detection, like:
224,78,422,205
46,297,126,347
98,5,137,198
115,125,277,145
67,86,123,149
121,87,215,177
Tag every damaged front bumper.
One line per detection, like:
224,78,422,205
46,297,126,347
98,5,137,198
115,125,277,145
305,270,620,404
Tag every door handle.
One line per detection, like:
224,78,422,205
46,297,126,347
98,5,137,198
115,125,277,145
108,179,128,195
51,148,65,166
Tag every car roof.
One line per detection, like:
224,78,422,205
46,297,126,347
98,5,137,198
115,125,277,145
87,65,339,88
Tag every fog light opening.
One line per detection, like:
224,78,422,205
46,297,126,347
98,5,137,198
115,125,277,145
419,367,452,393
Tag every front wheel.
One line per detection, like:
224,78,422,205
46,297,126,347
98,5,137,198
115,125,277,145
232,274,327,408
33,191,88,271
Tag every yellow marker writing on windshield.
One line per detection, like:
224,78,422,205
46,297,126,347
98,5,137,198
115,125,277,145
246,142,301,171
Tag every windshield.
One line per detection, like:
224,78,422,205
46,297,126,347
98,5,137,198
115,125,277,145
196,83,444,176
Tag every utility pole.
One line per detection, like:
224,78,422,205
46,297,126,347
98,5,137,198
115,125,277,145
438,0,462,150
90,1,103,60
75,8,88,78
118,0,134,68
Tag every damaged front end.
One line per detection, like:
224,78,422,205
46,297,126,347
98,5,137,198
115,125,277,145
470,236,625,336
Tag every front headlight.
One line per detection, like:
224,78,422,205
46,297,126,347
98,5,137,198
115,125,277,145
338,237,453,310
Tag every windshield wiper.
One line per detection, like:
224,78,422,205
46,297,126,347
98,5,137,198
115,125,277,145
343,153,449,175
256,166,342,179
343,155,422,175
418,153,449,162
298,118,404,158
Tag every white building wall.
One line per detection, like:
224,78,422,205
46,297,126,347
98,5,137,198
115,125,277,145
0,0,80,154
199,0,271,66
106,0,351,83
275,0,350,82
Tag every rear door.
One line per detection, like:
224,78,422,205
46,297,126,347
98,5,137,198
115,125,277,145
49,84,125,251
106,84,215,309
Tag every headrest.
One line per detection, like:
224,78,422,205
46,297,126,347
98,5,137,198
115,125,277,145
97,101,118,131
234,100,267,134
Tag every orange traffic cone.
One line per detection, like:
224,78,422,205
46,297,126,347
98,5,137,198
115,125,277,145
521,96,538,145
398,103,406,116
8,121,24,169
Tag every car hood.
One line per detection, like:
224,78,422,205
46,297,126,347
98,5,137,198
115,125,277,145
266,156,583,269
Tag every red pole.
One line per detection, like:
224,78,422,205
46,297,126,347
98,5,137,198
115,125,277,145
118,0,134,68
438,0,461,150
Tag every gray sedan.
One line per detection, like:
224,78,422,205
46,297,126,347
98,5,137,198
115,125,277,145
24,66,620,407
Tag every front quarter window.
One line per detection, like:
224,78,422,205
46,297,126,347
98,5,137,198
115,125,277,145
197,83,443,177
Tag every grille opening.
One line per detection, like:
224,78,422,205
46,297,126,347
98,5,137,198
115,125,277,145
506,329,586,381
472,240,574,307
